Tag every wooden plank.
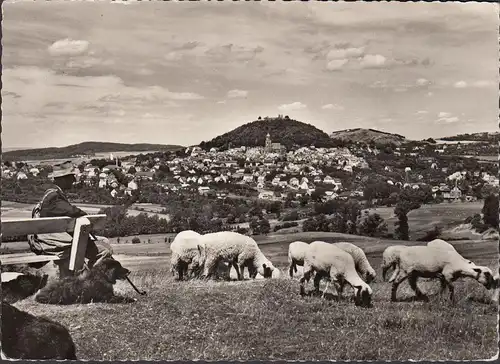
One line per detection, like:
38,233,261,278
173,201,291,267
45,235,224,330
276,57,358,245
0,214,107,238
68,217,91,273
0,254,61,265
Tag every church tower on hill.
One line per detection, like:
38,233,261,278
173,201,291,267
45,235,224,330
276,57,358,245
265,132,272,151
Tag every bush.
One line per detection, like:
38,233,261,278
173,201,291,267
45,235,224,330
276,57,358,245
132,237,141,244
281,210,299,221
357,213,388,238
273,221,299,232
416,226,442,242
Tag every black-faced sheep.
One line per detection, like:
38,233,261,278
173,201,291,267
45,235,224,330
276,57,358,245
1,302,77,360
381,245,409,282
197,231,275,280
34,257,136,305
288,241,309,278
299,241,373,308
170,230,203,280
389,245,495,302
333,242,376,284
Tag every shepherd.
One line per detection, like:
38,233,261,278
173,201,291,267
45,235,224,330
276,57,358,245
27,168,113,278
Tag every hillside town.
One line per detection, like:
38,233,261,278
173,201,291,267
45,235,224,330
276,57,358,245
2,127,498,207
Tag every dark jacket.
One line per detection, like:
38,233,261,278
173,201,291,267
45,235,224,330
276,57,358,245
36,187,87,218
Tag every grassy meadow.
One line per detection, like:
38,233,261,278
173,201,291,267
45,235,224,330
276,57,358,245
9,232,500,361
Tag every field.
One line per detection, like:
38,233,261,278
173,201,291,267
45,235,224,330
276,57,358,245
366,201,485,240
7,232,499,361
1,201,171,221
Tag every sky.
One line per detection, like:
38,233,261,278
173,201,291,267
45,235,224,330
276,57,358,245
2,0,499,149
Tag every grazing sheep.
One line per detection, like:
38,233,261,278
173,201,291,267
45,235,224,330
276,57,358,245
288,241,310,278
34,257,136,305
389,245,495,302
1,302,77,360
381,245,409,281
197,231,275,280
170,230,203,280
333,242,376,283
299,241,373,308
2,272,49,303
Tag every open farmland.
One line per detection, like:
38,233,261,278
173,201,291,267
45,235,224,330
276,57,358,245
366,201,485,240
1,201,171,221
7,232,499,361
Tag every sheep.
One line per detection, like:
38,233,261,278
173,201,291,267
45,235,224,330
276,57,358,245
170,230,203,280
299,240,373,308
288,241,310,278
381,245,409,282
333,242,376,284
389,245,495,302
196,231,275,280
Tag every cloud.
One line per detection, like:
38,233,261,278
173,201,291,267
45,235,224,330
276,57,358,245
437,116,459,123
416,78,430,86
227,89,248,99
278,102,307,111
359,54,387,69
326,58,348,71
322,103,344,110
471,80,495,88
454,80,467,88
416,110,428,115
326,46,365,60
48,38,90,57
436,111,459,123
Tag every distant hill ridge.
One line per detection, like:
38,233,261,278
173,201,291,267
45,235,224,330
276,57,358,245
439,131,499,142
329,128,407,146
200,116,339,150
3,141,184,161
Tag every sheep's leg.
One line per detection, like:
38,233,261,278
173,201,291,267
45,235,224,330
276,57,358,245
289,262,295,278
337,279,345,300
408,274,428,301
313,272,323,294
391,272,408,302
235,263,244,281
322,280,330,299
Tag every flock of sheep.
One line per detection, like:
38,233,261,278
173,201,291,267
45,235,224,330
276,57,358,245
170,230,499,308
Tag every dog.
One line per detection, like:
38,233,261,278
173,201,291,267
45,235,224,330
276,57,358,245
34,257,137,305
2,272,49,303
1,301,77,360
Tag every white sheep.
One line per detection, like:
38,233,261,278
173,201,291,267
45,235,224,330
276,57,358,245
299,240,373,308
381,245,409,282
333,242,376,284
196,231,275,280
288,241,310,278
389,245,495,302
169,230,203,280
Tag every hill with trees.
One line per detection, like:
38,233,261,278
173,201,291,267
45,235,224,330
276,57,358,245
329,128,407,147
2,142,184,161
199,116,339,150
439,132,500,142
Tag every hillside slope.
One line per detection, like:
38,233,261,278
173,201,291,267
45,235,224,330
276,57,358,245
439,132,500,142
200,117,337,150
3,142,184,161
329,128,407,146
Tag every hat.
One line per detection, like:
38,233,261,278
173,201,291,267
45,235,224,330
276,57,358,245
48,168,75,179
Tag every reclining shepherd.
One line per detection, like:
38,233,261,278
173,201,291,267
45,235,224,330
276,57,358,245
27,168,113,278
